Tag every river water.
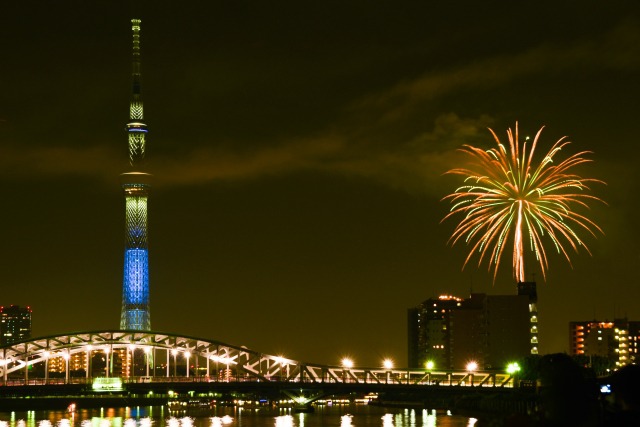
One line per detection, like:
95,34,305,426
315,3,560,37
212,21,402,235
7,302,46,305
0,405,477,427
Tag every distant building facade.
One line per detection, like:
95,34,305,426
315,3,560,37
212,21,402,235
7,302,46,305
408,283,536,370
569,319,640,368
0,305,32,345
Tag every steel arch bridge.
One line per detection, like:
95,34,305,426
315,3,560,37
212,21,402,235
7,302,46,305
0,330,515,388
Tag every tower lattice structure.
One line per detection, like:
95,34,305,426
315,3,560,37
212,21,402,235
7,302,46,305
120,19,151,330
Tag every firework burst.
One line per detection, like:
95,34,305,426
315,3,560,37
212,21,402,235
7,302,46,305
442,123,605,283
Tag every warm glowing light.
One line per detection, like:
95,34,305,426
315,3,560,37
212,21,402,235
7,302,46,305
185,351,191,359
466,361,478,372
438,295,463,301
211,416,233,426
507,362,521,374
340,414,353,427
341,358,354,369
425,360,435,370
443,123,604,282
92,377,123,391
211,354,236,365
274,415,294,427
383,359,394,370
172,349,178,356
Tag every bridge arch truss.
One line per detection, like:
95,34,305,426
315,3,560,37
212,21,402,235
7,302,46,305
0,330,514,388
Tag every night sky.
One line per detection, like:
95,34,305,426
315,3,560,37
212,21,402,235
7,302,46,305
1,1,639,367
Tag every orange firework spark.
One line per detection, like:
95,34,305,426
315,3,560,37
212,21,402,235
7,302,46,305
442,123,605,283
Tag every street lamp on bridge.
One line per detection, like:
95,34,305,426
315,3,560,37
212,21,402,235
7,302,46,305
383,359,394,384
341,358,353,383
341,358,353,369
466,361,478,386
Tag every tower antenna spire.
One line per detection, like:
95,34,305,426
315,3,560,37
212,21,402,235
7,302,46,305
120,18,151,331
127,18,147,166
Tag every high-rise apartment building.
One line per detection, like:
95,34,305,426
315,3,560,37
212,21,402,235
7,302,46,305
569,319,640,368
408,285,535,370
408,295,462,369
0,305,32,345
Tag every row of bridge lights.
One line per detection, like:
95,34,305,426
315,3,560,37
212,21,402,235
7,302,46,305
1,348,522,376
340,358,395,370
1,346,237,372
0,346,257,366
340,357,521,374
27,346,238,362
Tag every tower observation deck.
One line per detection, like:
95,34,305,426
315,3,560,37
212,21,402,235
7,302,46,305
120,19,151,330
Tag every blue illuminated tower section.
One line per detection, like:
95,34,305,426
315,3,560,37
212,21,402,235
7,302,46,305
120,19,151,330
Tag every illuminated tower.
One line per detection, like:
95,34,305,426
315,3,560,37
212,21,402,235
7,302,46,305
120,19,151,330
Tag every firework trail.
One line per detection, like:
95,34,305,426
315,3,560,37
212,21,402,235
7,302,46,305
442,123,604,282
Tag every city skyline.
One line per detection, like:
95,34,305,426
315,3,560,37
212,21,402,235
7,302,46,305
1,2,639,367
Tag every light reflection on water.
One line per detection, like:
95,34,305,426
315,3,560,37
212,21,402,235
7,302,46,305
340,414,353,427
274,415,293,427
0,406,474,427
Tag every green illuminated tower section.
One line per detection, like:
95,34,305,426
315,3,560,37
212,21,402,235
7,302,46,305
120,19,151,330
